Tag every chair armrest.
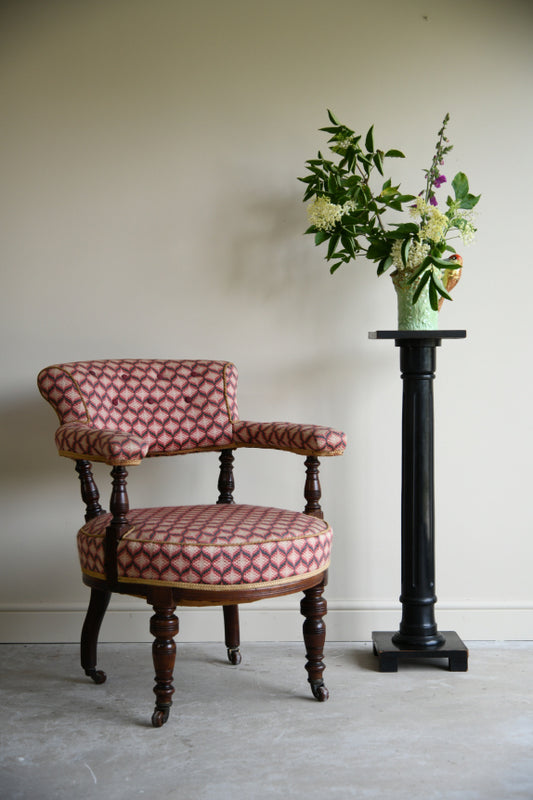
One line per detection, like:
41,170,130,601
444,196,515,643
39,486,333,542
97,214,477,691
232,420,346,457
55,422,150,465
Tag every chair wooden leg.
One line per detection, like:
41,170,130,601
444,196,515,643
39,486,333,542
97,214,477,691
81,587,111,684
300,580,329,701
223,604,242,665
150,592,179,727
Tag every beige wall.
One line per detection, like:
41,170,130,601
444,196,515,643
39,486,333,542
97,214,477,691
1,0,532,641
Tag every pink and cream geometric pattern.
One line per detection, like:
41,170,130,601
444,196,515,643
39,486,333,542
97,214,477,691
233,420,346,456
55,421,150,465
78,504,332,589
38,359,239,461
37,359,347,464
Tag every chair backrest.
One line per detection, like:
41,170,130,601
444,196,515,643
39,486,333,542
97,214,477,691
37,359,239,455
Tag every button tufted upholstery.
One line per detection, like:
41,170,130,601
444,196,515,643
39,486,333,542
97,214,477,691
38,359,346,463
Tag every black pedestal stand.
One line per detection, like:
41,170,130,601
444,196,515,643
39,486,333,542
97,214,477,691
369,331,468,672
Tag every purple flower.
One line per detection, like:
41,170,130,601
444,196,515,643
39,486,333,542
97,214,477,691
429,195,438,206
434,174,447,188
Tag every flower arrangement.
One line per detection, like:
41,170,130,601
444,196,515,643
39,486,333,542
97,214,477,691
300,112,480,326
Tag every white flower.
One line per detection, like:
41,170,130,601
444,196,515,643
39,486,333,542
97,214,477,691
452,210,477,245
409,197,432,218
307,196,344,231
421,208,449,243
391,238,430,280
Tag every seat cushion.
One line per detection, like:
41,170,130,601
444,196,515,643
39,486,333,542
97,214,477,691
78,504,332,591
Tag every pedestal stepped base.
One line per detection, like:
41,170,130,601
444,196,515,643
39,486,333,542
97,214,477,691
369,331,468,672
372,631,468,673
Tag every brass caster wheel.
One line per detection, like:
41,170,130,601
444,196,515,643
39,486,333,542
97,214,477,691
85,668,107,684
227,647,242,666
310,681,329,702
151,707,170,728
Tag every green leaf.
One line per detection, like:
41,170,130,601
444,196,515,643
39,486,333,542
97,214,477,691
358,154,373,172
330,261,343,274
386,222,419,239
377,255,394,275
389,222,419,235
314,231,329,245
431,270,453,300
341,234,356,258
384,149,405,158
407,255,432,284
412,270,431,303
373,151,384,176
327,174,339,193
430,255,461,270
365,125,375,153
452,172,469,200
400,238,411,267
327,234,340,259
460,193,481,210
429,280,439,311
327,109,340,125
367,240,390,260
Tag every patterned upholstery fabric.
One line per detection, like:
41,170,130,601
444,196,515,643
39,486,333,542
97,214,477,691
38,359,239,462
55,422,149,465
38,358,347,464
78,504,332,589
233,420,346,457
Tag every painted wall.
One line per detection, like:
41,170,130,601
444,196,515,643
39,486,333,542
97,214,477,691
1,0,532,642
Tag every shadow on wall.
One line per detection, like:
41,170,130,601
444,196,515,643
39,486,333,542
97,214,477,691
0,396,66,485
225,191,316,301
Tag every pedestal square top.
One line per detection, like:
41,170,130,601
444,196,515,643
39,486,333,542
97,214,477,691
369,330,466,341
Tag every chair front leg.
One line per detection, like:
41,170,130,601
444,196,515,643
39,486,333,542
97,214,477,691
150,590,179,727
300,578,329,701
81,587,111,683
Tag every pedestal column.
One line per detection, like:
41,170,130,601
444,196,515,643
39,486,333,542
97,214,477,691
369,330,468,672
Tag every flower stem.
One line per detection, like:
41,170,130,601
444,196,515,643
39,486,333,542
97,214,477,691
424,113,451,203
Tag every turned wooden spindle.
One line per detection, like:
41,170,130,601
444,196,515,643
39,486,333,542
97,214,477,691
217,450,241,663
304,456,323,519
300,579,329,701
75,459,105,521
217,449,235,505
150,590,179,727
105,466,129,586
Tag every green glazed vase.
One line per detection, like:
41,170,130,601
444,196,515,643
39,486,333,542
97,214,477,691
394,278,439,331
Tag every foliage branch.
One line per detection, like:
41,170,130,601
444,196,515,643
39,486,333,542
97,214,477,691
299,111,480,309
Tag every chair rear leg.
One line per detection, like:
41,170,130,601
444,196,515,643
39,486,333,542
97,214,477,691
150,593,179,727
81,587,111,684
300,580,329,701
223,604,242,665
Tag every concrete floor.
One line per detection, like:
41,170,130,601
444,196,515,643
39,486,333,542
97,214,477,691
0,642,532,800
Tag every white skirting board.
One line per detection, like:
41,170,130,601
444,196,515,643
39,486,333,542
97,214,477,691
1,602,532,643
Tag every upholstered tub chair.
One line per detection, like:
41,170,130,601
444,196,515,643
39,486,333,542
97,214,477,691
38,359,346,726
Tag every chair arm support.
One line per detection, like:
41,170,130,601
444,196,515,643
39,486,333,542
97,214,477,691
231,420,347,457
55,422,149,465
